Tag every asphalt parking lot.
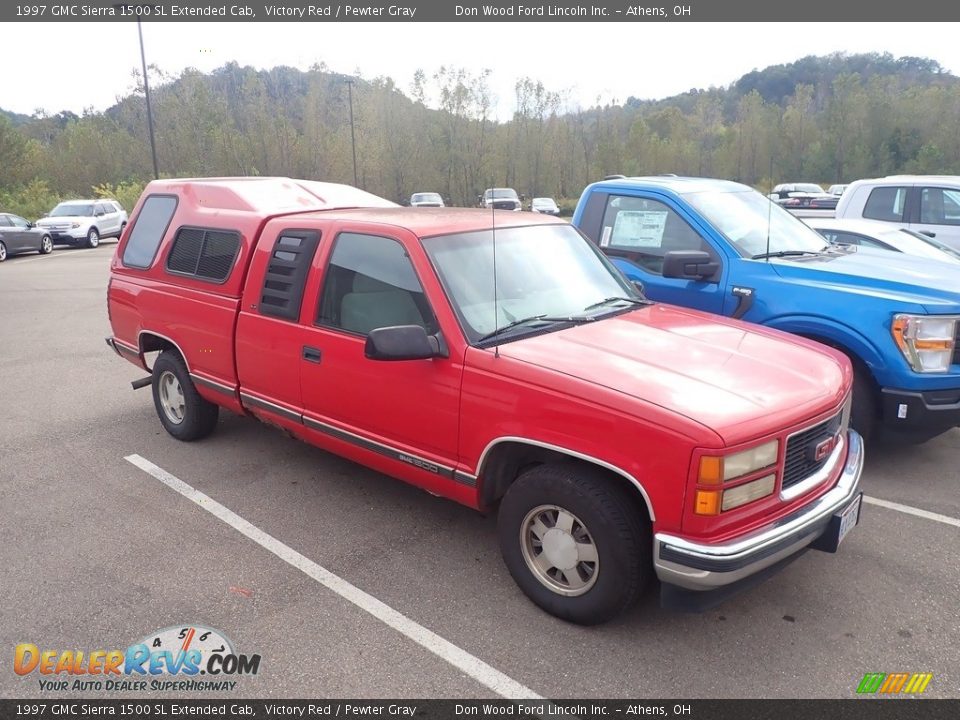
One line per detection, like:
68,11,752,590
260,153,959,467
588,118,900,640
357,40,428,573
1,244,958,700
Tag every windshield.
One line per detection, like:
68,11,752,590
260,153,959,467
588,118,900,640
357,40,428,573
423,224,638,344
533,198,556,207
795,184,825,194
686,190,828,257
486,189,518,200
50,202,94,217
412,193,441,203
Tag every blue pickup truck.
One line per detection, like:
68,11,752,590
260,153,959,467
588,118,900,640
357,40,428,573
572,176,960,443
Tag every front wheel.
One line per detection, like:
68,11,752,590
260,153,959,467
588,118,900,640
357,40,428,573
498,463,650,625
0,241,6,262
86,227,100,248
151,350,219,441
39,235,53,254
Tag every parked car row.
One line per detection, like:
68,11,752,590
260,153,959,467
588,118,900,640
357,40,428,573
0,198,128,262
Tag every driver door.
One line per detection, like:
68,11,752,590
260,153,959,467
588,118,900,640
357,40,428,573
594,193,727,314
297,227,462,471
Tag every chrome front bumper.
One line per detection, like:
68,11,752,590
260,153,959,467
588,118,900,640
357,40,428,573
654,429,864,593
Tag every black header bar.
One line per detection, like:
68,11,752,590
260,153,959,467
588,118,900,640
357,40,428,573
1,699,959,720
3,0,959,22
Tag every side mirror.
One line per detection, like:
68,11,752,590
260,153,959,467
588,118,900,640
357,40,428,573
662,250,720,282
519,194,526,202
365,325,447,361
27,221,34,228
631,280,645,295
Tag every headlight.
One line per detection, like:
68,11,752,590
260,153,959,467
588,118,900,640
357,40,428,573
698,439,778,484
71,222,81,228
695,439,779,515
891,314,958,373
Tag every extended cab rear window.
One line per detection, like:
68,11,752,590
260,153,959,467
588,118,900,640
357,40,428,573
166,227,241,283
122,195,178,269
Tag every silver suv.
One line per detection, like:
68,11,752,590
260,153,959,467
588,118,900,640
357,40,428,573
37,199,128,248
835,176,960,251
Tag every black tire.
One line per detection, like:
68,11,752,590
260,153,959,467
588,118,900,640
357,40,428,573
118,222,127,239
498,463,651,625
850,367,877,443
151,350,219,441
0,241,6,262
86,227,100,248
39,235,53,254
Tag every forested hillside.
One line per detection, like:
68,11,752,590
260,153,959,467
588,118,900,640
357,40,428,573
2,52,959,216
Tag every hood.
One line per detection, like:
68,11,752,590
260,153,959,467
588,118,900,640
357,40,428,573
37,215,89,224
768,248,960,312
499,305,849,445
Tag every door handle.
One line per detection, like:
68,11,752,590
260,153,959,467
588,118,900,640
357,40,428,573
302,346,322,363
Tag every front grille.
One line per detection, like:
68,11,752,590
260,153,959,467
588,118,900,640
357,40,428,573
492,201,517,210
954,325,960,366
782,411,844,491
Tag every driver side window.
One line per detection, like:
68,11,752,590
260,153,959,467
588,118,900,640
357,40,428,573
317,232,437,337
598,195,711,275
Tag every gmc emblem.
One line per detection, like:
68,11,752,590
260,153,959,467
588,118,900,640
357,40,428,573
808,436,836,463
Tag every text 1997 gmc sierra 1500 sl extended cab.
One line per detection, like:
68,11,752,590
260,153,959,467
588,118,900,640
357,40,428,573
107,177,864,624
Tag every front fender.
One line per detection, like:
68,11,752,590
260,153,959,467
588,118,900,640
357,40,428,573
762,315,886,376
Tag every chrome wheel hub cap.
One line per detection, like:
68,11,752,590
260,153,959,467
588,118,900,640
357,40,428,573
520,504,599,597
158,371,186,424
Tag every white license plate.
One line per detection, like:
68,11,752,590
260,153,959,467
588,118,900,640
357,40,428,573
837,494,862,546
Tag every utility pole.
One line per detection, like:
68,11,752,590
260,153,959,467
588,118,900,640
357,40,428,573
137,18,160,179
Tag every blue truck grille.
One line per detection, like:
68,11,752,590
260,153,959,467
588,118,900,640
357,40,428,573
782,411,843,491
954,326,960,366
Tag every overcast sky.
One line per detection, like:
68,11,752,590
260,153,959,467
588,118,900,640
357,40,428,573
4,22,960,120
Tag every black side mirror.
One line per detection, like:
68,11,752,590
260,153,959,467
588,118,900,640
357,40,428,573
662,250,720,282
365,325,447,361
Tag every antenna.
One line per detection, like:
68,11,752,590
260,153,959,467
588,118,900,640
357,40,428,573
490,186,499,358
765,150,774,262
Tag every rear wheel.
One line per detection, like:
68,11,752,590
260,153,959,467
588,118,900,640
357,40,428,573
498,463,650,625
0,241,6,262
86,227,100,248
39,235,53,254
118,221,127,239
151,350,219,441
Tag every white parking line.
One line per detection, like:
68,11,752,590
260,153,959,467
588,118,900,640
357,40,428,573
7,247,112,264
124,453,541,700
863,495,960,528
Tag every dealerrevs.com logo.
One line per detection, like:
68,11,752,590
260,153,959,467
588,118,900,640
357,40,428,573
14,625,261,692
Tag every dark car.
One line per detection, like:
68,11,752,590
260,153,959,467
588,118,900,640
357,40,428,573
0,213,54,262
769,183,839,211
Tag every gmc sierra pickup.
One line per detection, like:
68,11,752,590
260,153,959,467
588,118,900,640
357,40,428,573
107,177,864,624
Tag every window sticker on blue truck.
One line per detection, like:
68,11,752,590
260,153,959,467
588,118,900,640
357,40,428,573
611,210,668,248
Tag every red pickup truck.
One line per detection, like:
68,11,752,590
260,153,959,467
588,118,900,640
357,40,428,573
107,178,865,624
